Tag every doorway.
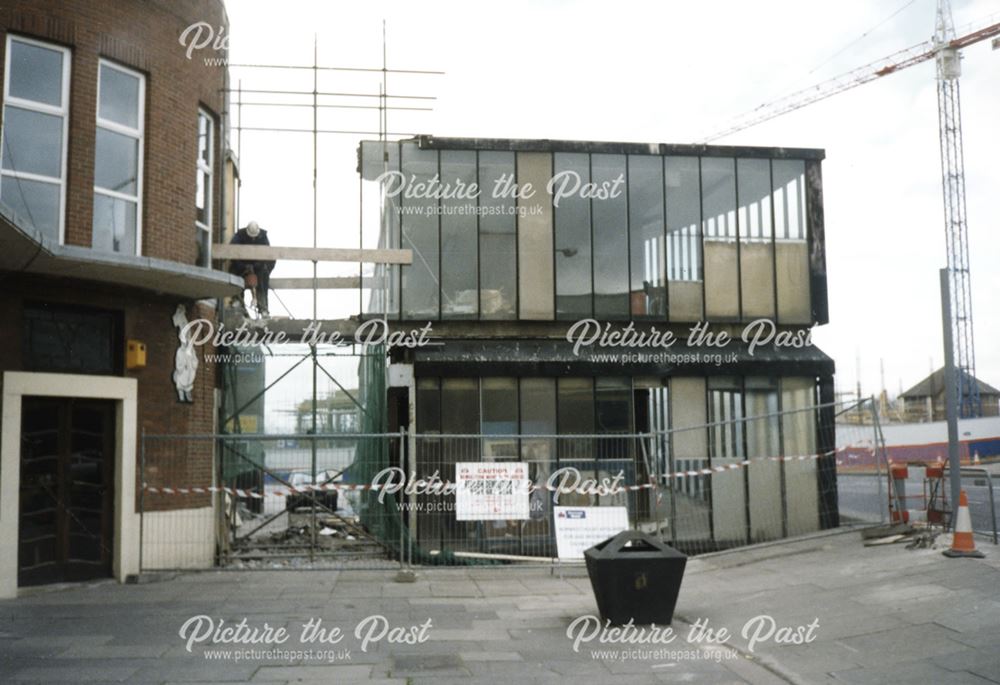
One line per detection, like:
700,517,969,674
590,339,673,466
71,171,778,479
18,397,115,586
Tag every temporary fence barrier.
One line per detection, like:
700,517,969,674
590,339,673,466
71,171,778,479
139,399,887,572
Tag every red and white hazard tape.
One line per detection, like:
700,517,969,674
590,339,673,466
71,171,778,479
666,450,834,481
142,482,373,499
143,450,836,499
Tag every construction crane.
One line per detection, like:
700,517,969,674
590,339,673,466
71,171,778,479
702,2,1000,418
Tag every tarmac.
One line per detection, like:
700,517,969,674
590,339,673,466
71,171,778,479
1,527,998,684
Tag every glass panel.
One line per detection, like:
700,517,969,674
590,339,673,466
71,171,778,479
773,160,811,323
628,155,665,318
665,157,700,281
1,105,62,178
634,378,669,482
595,377,631,472
440,150,478,319
198,112,212,165
1,175,59,239
554,153,592,319
360,141,401,319
738,159,772,242
702,157,739,319
416,378,441,433
94,127,138,195
665,156,702,322
8,40,63,107
400,145,439,318
519,377,555,512
708,377,747,543
702,158,737,240
517,152,554,319
196,227,210,267
98,63,140,129
557,377,595,434
557,377,594,466
518,378,555,545
745,377,781,541
440,378,478,550
591,154,628,318
708,379,744,458
23,304,117,374
482,378,518,459
441,378,479,435
772,160,806,241
196,166,210,225
479,151,516,319
520,378,556,436
91,193,137,253
738,158,775,320
595,377,631,434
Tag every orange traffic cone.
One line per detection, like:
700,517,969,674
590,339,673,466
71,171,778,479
943,490,985,558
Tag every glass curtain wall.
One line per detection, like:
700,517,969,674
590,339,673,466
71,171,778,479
371,143,812,325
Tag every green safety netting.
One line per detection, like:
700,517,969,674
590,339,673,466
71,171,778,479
352,344,491,566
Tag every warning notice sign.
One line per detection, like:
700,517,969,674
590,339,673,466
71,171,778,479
553,506,629,560
455,462,530,521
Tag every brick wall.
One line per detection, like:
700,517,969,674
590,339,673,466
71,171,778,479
0,0,228,261
0,276,219,511
0,1,230,514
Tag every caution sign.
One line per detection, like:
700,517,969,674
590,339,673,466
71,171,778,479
554,506,629,560
455,462,530,521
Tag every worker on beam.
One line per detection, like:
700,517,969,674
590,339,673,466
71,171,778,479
228,220,275,317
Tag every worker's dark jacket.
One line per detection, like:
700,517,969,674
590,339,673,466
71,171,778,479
227,228,276,277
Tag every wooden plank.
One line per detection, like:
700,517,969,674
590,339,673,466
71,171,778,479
270,277,380,290
212,244,412,264
263,317,359,341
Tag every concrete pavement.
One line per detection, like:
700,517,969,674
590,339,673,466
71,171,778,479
1,527,997,684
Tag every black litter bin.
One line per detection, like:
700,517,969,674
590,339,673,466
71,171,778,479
584,530,687,625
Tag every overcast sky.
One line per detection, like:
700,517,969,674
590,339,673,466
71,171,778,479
223,0,1000,408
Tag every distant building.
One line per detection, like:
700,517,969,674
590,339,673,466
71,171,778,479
900,368,1000,422
293,391,360,435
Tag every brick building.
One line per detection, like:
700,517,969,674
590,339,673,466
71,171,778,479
899,368,1000,422
0,0,239,596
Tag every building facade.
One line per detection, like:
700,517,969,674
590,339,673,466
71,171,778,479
0,0,238,596
900,368,1000,422
360,136,837,554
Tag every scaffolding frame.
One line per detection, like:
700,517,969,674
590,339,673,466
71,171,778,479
214,26,442,558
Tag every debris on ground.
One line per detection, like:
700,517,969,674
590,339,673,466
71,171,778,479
861,523,944,550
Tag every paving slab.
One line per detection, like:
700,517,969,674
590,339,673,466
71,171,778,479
1,528,998,683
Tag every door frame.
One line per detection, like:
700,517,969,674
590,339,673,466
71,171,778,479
1,372,139,597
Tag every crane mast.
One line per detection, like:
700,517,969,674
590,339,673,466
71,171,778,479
701,4,1000,419
935,0,980,417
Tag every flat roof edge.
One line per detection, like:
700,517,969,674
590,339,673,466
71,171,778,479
410,135,825,160
0,202,243,299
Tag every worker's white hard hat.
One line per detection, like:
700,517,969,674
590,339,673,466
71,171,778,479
246,220,260,238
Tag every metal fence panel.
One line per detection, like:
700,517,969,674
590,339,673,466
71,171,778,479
139,400,890,571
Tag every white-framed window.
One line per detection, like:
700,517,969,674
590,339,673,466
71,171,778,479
0,35,71,242
93,58,144,254
195,108,213,266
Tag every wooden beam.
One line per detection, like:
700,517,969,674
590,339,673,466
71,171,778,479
212,245,412,264
270,276,380,290
263,317,358,341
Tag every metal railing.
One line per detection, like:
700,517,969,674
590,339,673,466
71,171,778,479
947,467,999,544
